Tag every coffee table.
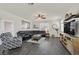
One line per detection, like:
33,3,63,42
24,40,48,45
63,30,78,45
27,37,46,44
27,34,41,44
32,34,41,41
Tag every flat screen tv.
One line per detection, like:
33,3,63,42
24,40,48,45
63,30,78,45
64,20,75,35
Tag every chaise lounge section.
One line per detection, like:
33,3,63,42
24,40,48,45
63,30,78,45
0,32,22,54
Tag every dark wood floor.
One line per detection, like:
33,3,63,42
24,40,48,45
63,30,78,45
8,37,70,55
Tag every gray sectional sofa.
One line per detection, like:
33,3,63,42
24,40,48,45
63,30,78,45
17,30,46,40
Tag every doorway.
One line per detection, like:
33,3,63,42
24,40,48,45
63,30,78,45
4,20,14,35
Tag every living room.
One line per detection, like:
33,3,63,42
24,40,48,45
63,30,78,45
0,3,79,55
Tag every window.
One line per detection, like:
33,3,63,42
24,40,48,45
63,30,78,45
40,22,49,30
60,20,64,32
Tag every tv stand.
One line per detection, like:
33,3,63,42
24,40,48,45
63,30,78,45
60,33,79,55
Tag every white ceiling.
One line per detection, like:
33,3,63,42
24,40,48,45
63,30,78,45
0,3,79,21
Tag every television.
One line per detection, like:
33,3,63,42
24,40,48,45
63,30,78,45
64,20,76,35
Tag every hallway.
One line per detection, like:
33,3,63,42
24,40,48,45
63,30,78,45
8,37,70,55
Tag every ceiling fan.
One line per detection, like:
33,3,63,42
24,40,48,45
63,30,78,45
36,14,46,19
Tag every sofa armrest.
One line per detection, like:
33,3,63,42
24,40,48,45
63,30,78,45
0,38,2,45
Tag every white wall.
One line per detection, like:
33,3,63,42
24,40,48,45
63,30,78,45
0,10,30,36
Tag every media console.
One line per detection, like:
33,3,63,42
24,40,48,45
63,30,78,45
60,33,79,55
